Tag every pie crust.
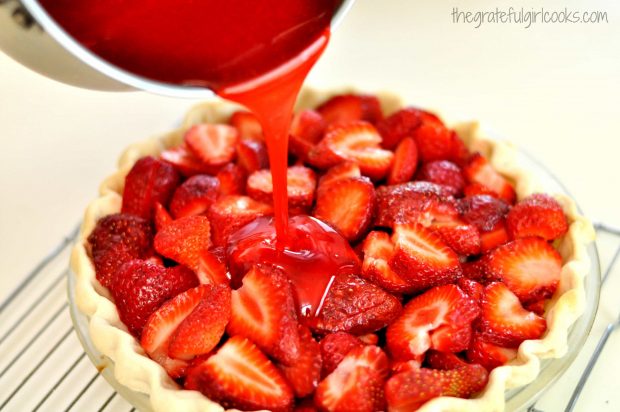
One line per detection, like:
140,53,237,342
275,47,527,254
70,88,595,412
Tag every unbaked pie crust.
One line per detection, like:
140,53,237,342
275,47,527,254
70,88,595,412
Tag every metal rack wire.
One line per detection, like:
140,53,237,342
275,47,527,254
0,223,618,412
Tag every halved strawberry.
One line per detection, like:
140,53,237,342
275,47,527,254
430,323,473,353
153,215,211,272
480,220,510,253
319,332,364,377
388,137,419,185
88,213,153,288
247,165,316,211
110,260,198,337
477,282,547,347
313,177,375,242
184,124,239,167
290,109,327,145
389,223,462,292
506,193,568,240
432,220,481,256
466,335,518,371
278,326,322,397
385,364,488,411
361,231,416,294
185,336,293,412
315,346,389,412
160,144,214,177
316,94,383,125
311,273,402,335
121,156,180,219
226,266,301,365
168,284,231,360
391,359,423,374
425,350,469,370
376,107,423,150
374,181,457,228
169,175,219,219
412,114,467,163
386,285,479,361
463,153,516,204
153,202,173,231
140,285,209,371
216,163,246,196
229,110,263,141
207,195,273,247
419,160,465,196
319,161,361,187
236,139,269,173
458,194,510,232
485,237,562,303
196,249,230,286
311,121,394,180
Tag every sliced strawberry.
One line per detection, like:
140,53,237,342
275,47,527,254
425,350,469,370
412,114,467,163
121,156,180,219
140,285,208,371
461,257,499,284
386,284,479,361
290,109,327,144
506,193,568,240
160,144,215,177
315,346,389,412
88,213,153,288
216,163,246,196
385,364,488,411
361,231,416,294
312,121,394,180
226,266,301,365
419,160,465,196
196,249,229,286
480,220,510,252
247,165,316,211
486,237,562,303
430,323,473,353
432,220,481,256
169,175,219,219
311,273,402,335
278,326,322,397
319,332,364,377
110,260,198,337
463,153,516,204
229,110,263,141
391,359,423,374
457,278,485,303
207,195,273,247
458,194,510,232
477,282,547,347
313,177,375,242
389,223,462,292
374,181,457,228
153,202,173,231
466,335,518,371
319,161,361,187
236,139,269,173
185,336,293,412
316,94,383,125
184,124,239,167
153,215,211,272
388,137,419,185
376,107,423,150
168,284,231,360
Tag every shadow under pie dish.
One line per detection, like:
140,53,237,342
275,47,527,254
70,88,596,412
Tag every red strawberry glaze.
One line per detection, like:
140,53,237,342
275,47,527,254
227,215,361,320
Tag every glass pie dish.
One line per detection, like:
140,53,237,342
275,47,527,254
68,89,600,412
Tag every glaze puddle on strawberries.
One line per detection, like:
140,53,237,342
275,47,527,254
227,215,360,319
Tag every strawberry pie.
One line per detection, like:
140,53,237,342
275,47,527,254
72,89,594,411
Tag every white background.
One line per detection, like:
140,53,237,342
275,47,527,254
0,0,618,409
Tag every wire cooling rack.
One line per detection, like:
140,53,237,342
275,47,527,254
0,223,619,412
